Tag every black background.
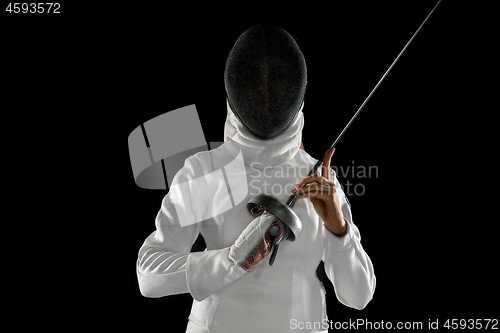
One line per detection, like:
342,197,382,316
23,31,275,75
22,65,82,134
2,1,495,331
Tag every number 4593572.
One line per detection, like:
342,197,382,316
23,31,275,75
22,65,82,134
5,3,60,14
444,319,498,330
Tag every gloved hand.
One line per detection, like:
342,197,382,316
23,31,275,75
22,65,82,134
185,211,291,301
228,211,289,271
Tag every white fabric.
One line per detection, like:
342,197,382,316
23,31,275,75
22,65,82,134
224,100,304,168
136,104,376,332
228,212,276,264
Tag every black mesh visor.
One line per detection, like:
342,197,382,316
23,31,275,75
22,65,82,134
224,24,307,139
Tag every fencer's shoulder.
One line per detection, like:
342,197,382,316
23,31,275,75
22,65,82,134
297,149,318,166
183,150,213,175
186,143,232,174
170,146,229,186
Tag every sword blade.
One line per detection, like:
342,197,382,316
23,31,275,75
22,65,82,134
287,0,442,207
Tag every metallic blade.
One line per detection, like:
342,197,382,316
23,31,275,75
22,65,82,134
287,0,442,208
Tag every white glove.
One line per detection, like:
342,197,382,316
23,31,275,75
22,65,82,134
186,211,290,301
229,212,287,271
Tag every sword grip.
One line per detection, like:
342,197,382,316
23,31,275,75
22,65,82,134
269,242,280,266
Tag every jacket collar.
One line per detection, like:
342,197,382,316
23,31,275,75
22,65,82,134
223,100,304,168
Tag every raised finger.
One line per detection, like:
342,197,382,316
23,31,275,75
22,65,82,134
321,147,335,181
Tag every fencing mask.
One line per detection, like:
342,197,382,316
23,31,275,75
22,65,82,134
224,23,307,139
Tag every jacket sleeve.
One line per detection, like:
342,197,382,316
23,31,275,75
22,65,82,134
321,171,376,310
136,156,247,300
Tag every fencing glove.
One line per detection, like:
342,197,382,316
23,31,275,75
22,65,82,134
229,211,289,271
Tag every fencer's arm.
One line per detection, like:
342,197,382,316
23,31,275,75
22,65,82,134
137,156,270,301
136,191,200,298
137,194,277,301
136,156,247,300
321,173,376,310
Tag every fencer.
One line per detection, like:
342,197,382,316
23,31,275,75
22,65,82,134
137,23,376,333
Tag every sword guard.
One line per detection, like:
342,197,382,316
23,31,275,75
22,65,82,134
247,194,302,241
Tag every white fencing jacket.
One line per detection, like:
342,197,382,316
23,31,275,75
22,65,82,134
137,104,376,333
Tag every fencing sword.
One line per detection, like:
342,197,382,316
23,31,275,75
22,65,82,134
287,0,442,208
247,0,442,265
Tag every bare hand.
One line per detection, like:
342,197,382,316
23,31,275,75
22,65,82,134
292,148,347,236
